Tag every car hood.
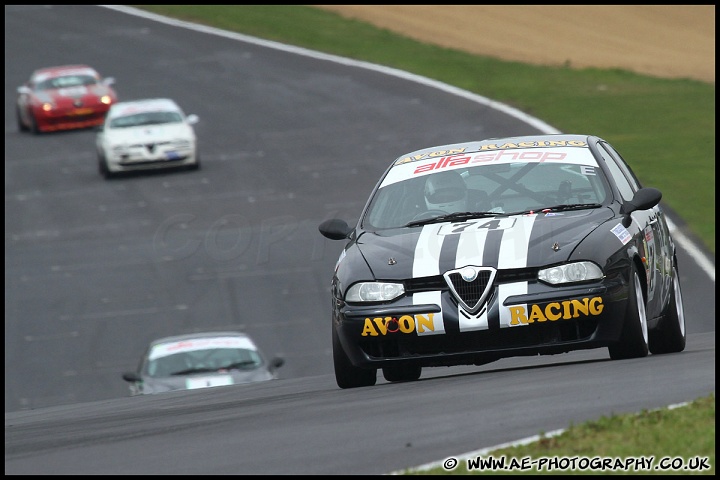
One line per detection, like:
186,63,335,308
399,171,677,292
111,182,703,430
34,84,113,103
140,369,274,394
356,208,614,279
106,124,194,143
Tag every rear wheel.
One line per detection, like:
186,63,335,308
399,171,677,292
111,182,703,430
382,364,422,383
332,324,376,388
649,264,686,354
609,265,649,360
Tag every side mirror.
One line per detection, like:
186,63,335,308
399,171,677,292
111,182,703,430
103,77,116,86
319,218,352,240
186,114,199,125
621,187,662,227
17,85,32,95
269,356,285,371
122,372,141,383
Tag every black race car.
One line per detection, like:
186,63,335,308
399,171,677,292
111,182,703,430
319,134,686,388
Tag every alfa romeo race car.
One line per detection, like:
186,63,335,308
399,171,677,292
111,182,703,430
96,98,200,178
15,64,117,133
319,134,686,389
122,332,285,395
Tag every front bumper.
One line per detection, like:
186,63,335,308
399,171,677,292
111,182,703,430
334,273,630,369
36,106,109,132
106,148,197,172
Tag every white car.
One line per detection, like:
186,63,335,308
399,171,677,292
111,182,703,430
96,98,200,178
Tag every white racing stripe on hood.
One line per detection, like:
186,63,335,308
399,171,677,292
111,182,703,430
411,215,539,334
413,223,444,277
413,224,445,335
499,215,537,269
456,224,489,268
498,215,537,328
457,226,490,332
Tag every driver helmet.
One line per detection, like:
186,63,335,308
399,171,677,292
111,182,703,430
424,170,467,213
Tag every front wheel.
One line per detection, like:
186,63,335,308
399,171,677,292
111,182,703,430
649,264,686,354
608,265,649,360
29,113,40,134
332,324,376,388
187,151,201,171
16,107,29,132
98,153,113,179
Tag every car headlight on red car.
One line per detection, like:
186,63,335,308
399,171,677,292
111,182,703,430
100,95,113,105
538,261,604,285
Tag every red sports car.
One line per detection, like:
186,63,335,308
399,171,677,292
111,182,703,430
16,64,118,134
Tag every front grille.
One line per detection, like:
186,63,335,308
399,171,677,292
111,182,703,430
404,268,538,294
445,270,492,308
405,276,446,292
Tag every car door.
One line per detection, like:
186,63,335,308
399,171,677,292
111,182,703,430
597,140,669,319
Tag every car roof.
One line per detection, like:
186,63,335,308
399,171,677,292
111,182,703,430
108,98,182,117
380,134,600,188
146,332,260,360
31,65,99,81
393,133,594,166
148,331,253,347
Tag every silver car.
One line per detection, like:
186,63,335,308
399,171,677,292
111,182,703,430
122,331,284,395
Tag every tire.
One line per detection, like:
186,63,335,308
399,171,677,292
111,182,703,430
29,113,40,134
609,265,649,360
649,264,686,354
186,149,200,171
16,107,29,132
98,153,113,179
382,364,422,383
332,324,376,388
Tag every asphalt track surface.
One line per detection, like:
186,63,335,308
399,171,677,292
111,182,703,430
5,5,715,475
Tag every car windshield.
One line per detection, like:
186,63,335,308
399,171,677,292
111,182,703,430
146,348,263,377
363,160,611,229
109,111,183,128
35,74,98,90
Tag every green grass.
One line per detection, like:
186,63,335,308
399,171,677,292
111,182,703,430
404,393,715,475
131,6,715,473
132,5,715,256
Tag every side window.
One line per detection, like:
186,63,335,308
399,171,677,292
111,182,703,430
602,142,642,190
597,143,635,202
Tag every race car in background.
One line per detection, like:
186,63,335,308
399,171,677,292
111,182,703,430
96,98,200,178
122,331,285,395
319,134,686,388
16,64,117,134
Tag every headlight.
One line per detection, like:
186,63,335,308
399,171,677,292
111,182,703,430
100,95,113,105
172,139,192,148
538,261,603,285
111,144,129,154
346,282,405,302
